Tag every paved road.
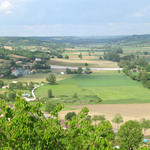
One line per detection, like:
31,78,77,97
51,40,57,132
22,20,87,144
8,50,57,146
24,84,44,102
51,65,123,71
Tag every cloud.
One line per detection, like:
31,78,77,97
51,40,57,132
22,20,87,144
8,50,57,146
0,1,13,14
133,7,150,18
133,12,144,18
0,0,33,14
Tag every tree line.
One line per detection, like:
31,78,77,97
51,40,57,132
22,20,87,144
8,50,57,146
119,57,150,89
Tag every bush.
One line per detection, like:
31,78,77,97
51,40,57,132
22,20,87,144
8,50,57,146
85,67,92,74
65,55,69,59
73,93,78,98
77,67,83,74
85,63,88,66
66,68,72,74
65,112,76,120
92,115,106,122
0,80,4,88
46,74,56,84
48,89,53,98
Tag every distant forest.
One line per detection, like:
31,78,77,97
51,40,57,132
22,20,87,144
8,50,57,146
31,34,150,45
1,34,150,46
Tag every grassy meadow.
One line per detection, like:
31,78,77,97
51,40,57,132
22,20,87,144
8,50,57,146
35,71,150,105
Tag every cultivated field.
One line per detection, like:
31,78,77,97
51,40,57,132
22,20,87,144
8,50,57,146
50,58,118,68
35,71,150,105
60,103,150,121
59,103,150,135
51,45,120,68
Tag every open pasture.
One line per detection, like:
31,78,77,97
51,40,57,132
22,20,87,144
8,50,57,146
35,71,150,106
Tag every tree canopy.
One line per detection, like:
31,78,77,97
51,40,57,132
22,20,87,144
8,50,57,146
117,120,144,150
46,74,56,84
0,97,115,150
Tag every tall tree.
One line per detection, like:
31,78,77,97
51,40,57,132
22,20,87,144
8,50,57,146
117,120,143,150
78,53,83,59
46,74,56,84
48,89,53,98
85,67,92,74
140,118,150,135
112,113,123,129
65,112,76,121
0,80,4,88
77,67,83,74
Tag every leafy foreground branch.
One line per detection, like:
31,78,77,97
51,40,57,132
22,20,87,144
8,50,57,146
0,97,148,150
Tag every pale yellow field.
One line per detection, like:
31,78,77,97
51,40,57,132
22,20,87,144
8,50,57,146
65,48,89,51
68,55,99,60
4,46,13,50
64,52,104,55
50,58,118,68
10,54,27,59
60,103,150,135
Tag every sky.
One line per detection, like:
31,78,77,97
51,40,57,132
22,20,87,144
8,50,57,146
1,0,150,36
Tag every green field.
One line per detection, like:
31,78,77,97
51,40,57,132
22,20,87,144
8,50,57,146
35,71,150,105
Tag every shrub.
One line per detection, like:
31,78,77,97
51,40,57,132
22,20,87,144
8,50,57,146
92,115,106,122
73,93,78,98
48,89,53,98
46,74,56,84
65,112,76,120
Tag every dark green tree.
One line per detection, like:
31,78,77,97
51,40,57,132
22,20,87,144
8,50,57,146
46,74,56,84
48,89,53,98
140,118,150,135
92,115,106,122
117,120,144,150
85,67,92,74
66,68,72,74
85,63,88,66
0,80,4,88
112,113,123,129
73,92,78,98
65,55,69,59
65,112,76,120
77,67,83,74
78,53,83,59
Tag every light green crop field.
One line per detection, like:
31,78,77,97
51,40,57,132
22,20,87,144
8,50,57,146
35,71,150,105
